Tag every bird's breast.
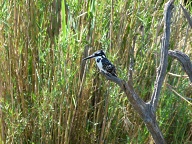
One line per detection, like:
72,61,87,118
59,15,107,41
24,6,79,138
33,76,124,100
95,58,107,73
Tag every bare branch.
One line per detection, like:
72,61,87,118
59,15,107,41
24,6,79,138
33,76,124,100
167,83,192,105
101,71,166,144
180,4,192,28
150,0,174,112
168,72,188,78
168,50,192,82
101,72,146,116
128,35,137,85
97,1,175,143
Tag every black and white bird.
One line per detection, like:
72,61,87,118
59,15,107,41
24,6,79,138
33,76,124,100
83,50,117,77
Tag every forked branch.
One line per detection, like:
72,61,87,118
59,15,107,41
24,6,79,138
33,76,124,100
102,72,166,143
100,0,192,143
101,0,175,143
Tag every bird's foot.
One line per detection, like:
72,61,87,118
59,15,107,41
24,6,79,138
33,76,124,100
107,73,113,77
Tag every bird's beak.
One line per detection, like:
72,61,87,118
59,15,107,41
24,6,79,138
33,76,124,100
83,54,95,61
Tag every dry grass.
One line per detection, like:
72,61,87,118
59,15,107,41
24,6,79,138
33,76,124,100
0,0,192,143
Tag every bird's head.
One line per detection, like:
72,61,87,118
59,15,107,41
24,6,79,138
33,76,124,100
83,50,106,60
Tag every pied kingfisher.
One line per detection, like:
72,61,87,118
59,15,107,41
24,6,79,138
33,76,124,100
83,50,117,77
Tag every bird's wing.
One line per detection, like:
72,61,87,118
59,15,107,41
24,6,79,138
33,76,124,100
101,58,117,77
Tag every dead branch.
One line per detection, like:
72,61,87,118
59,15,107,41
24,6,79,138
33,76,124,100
168,50,192,82
180,4,192,28
166,83,192,105
101,0,175,143
168,72,188,78
150,0,174,112
102,72,165,143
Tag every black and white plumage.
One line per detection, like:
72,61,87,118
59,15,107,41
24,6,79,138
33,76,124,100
83,50,117,77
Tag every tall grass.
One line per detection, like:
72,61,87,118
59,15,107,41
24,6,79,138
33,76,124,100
0,0,192,143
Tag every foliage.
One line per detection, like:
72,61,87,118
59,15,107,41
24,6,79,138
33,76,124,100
0,0,191,143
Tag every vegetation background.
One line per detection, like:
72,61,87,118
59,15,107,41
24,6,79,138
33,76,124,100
0,0,191,143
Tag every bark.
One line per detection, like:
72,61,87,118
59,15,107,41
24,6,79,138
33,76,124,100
101,0,175,143
168,50,192,82
180,4,192,28
97,0,192,143
102,73,166,144
150,0,174,112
